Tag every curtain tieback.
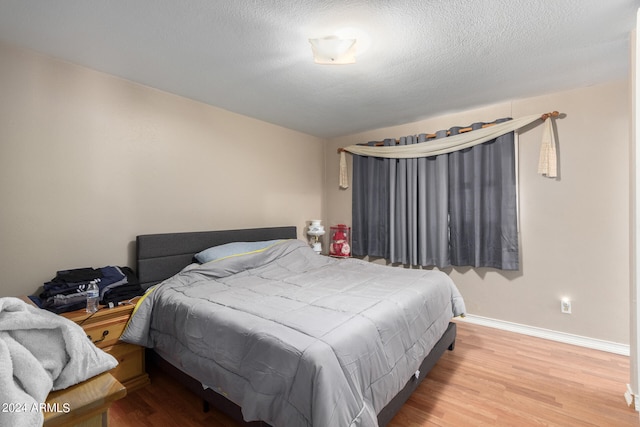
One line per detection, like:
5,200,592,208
538,117,558,178
339,151,349,189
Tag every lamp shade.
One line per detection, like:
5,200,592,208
308,36,356,64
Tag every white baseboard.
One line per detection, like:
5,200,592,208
459,314,630,356
624,384,640,411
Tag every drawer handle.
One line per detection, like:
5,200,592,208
87,330,109,344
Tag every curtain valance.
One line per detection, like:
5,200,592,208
339,112,558,188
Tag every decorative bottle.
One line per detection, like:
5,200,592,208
86,279,100,313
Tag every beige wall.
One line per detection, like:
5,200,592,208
1,41,630,346
325,80,630,344
0,42,325,297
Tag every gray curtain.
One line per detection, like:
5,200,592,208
352,117,519,270
448,119,519,269
389,133,449,266
352,141,390,258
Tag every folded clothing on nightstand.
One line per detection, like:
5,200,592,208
29,266,143,314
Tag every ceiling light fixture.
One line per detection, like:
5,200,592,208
308,36,357,65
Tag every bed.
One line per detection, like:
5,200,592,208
122,226,465,427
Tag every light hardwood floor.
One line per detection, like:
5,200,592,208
110,321,639,426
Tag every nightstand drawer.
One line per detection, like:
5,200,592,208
106,342,145,384
83,316,129,348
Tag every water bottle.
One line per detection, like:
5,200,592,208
86,279,100,313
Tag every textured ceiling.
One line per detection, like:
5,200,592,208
0,0,636,138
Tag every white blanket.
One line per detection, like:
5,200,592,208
0,297,118,427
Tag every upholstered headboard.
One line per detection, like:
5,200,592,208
136,226,297,289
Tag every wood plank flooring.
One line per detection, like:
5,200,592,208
109,321,639,426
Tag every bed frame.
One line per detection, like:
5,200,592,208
136,225,457,427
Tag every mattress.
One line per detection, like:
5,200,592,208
122,239,465,427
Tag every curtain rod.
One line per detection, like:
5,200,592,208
337,111,560,154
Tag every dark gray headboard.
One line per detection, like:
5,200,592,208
136,226,297,289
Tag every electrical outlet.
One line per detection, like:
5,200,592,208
561,298,572,314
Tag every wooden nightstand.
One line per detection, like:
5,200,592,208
59,301,150,393
43,372,126,427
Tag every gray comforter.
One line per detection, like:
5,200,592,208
122,239,465,427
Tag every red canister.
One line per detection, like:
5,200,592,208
329,224,351,258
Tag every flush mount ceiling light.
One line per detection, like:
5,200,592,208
308,36,357,65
